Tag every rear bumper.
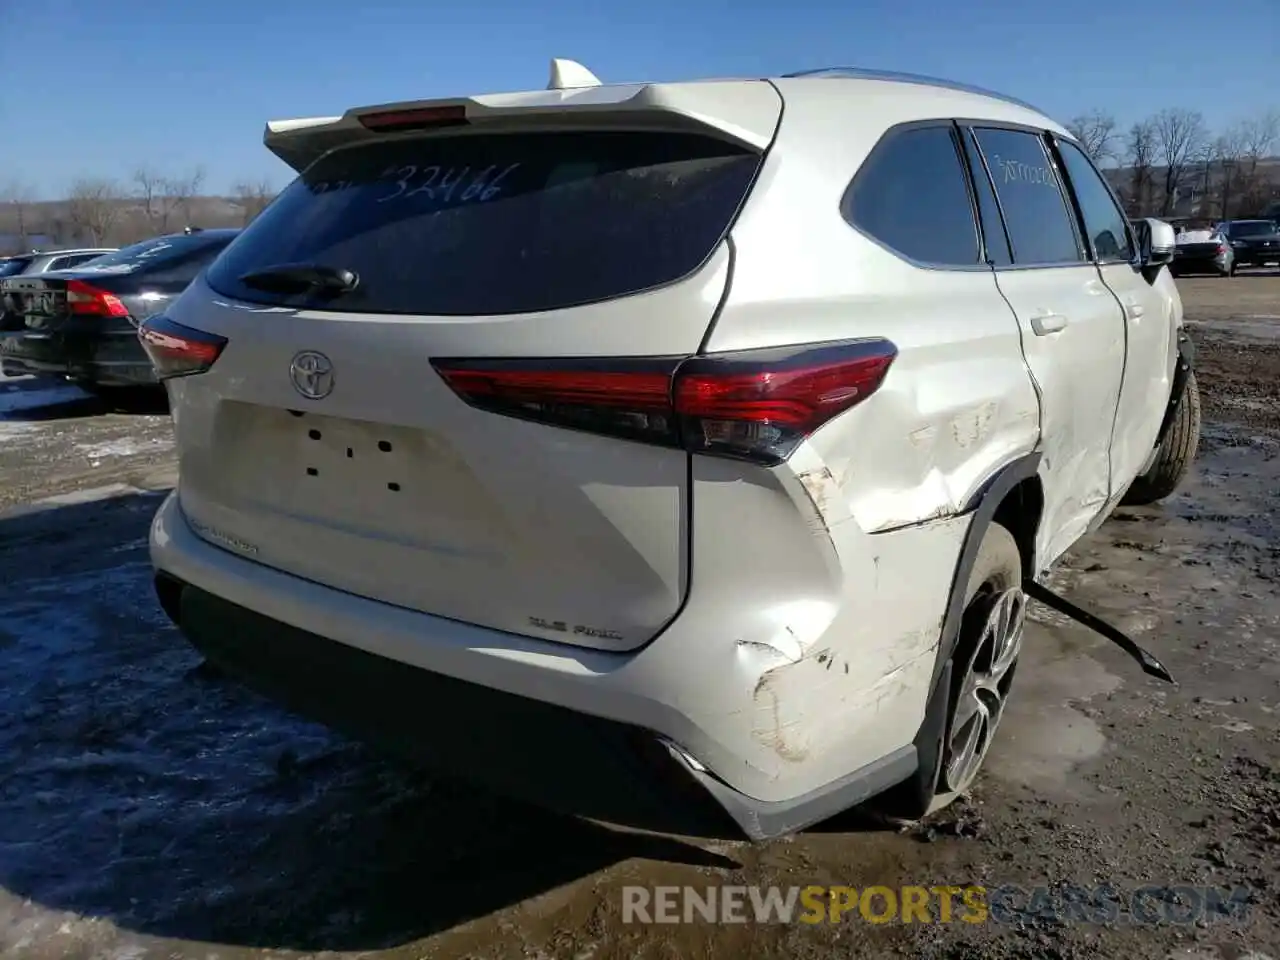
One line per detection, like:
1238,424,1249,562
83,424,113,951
1172,251,1230,273
1230,246,1280,266
149,490,939,840
0,322,157,386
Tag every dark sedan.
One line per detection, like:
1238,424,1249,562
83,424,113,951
1171,231,1233,277
0,228,238,392
1222,219,1280,270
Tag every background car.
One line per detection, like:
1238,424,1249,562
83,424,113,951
1171,224,1233,277
0,248,117,330
1220,219,1280,270
0,228,238,394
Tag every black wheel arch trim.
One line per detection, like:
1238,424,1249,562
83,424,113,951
930,450,1042,694
903,450,1042,804
1152,331,1195,453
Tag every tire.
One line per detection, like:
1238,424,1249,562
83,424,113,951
872,522,1025,821
1121,371,1200,505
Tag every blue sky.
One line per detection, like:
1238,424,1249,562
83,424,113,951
3,0,1277,198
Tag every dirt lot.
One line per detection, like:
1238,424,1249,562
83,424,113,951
1,274,1278,960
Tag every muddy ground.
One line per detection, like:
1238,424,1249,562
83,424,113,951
0,274,1278,960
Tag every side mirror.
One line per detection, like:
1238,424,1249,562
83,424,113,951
1137,217,1176,267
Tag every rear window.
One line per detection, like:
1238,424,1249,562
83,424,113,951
75,235,230,275
205,130,762,316
0,257,33,278
1228,221,1277,238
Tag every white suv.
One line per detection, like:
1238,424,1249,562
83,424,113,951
142,62,1197,840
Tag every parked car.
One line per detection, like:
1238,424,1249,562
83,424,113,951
143,62,1196,841
1219,219,1280,269
0,247,117,330
1171,224,1233,277
0,229,238,392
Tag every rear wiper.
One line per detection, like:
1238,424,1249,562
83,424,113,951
238,263,359,296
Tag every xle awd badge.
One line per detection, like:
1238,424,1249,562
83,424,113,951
290,351,334,399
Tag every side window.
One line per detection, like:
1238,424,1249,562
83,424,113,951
1056,139,1134,262
843,125,980,267
971,127,1084,266
51,253,101,271
959,128,1012,266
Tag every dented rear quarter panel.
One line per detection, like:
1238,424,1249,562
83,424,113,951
662,80,1047,796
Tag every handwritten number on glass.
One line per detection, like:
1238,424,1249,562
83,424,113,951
374,163,521,204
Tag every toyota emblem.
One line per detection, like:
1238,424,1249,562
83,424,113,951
290,350,334,400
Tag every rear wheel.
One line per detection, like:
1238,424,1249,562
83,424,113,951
872,523,1025,821
1122,371,1200,505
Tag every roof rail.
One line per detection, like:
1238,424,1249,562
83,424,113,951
782,66,1045,115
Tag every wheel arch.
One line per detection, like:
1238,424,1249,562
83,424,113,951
878,452,1042,817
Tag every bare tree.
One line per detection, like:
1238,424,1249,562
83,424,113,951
231,179,275,225
1153,108,1207,215
1209,125,1249,218
161,166,206,230
132,166,165,230
1235,109,1280,213
1065,110,1118,164
66,178,124,245
0,181,37,251
1124,119,1158,215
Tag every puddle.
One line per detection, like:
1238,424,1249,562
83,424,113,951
985,621,1123,795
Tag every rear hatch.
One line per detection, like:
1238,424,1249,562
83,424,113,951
168,82,780,652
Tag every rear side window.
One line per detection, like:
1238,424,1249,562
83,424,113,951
843,125,980,266
47,253,104,271
206,130,762,316
971,128,1083,266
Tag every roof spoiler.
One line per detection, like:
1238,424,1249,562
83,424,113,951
262,64,782,175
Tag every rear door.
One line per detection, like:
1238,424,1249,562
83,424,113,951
167,123,772,652
964,125,1126,568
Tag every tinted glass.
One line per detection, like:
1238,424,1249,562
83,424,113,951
48,253,104,271
1228,221,1279,238
206,130,761,316
1057,140,1134,262
972,128,1083,265
960,129,1012,266
844,125,980,266
0,257,33,278
81,236,224,271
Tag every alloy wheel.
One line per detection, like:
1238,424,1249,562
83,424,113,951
941,585,1026,794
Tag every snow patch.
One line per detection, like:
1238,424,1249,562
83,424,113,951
77,437,172,461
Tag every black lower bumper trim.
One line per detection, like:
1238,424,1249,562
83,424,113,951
166,576,743,839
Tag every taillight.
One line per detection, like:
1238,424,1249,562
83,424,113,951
137,315,227,380
431,338,897,465
357,105,469,131
66,279,128,317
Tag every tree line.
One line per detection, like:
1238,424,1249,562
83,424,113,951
0,169,276,253
1065,107,1279,219
2,104,1278,254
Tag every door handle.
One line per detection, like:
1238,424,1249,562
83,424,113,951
1030,312,1068,336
